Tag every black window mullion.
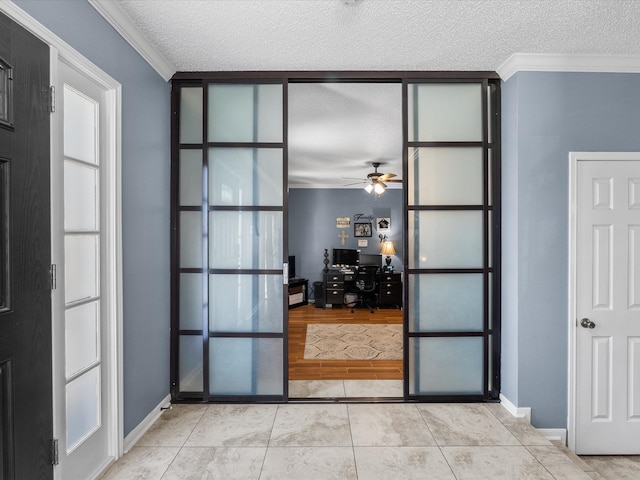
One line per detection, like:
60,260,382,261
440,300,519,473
482,78,490,398
408,205,484,211
201,81,210,401
206,142,282,149
407,141,484,148
490,79,502,398
208,269,282,275
209,331,283,339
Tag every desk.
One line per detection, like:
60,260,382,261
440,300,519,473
288,278,308,309
322,269,402,308
378,271,402,308
323,271,354,306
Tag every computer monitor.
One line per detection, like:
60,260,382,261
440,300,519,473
332,248,358,267
358,253,382,268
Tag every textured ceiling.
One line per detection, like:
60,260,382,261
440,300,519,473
288,82,403,188
115,0,640,72
110,0,640,188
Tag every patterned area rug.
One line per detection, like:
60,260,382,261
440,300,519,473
303,323,403,360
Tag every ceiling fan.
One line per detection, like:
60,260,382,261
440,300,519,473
344,162,402,194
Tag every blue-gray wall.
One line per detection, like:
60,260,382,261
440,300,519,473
502,71,640,428
288,188,403,299
13,0,171,436
16,0,640,432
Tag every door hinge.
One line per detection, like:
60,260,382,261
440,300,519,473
50,264,56,290
49,85,55,113
51,438,59,465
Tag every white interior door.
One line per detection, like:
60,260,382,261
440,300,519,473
573,154,640,454
51,58,119,478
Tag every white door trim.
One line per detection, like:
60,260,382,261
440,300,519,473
567,151,640,452
0,0,124,468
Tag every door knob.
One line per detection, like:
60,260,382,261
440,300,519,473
580,318,596,329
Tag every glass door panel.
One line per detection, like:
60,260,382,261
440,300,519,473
66,367,100,451
406,79,499,401
179,273,203,330
209,338,283,395
208,84,283,143
209,274,283,332
64,161,98,230
408,274,484,332
408,83,482,142
408,147,483,206
208,211,282,269
179,149,203,206
409,337,484,395
64,235,99,303
208,148,283,206
179,87,203,144
173,81,285,401
176,86,205,397
179,336,203,392
65,302,99,377
408,211,483,269
179,212,203,268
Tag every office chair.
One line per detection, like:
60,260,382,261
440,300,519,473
347,266,379,313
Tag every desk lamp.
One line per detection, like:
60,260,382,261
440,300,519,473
380,240,396,269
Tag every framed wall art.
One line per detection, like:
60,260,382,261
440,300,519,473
377,217,390,232
354,222,372,237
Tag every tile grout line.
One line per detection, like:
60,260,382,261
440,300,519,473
346,404,359,480
256,403,281,480
414,404,461,479
156,405,208,480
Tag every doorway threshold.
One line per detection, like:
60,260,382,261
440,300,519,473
289,379,402,400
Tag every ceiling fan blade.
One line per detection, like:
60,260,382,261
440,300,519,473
385,179,403,183
343,180,368,186
379,173,397,182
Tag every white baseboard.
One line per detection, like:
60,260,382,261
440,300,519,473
499,394,567,444
499,394,532,422
538,428,567,445
123,394,171,453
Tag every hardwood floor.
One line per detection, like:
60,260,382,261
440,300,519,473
288,304,403,380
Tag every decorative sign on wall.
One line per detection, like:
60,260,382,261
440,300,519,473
353,213,374,222
336,217,350,228
377,217,390,232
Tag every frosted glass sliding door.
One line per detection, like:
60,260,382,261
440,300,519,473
406,80,500,399
172,81,285,401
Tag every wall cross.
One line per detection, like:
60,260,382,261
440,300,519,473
338,230,349,246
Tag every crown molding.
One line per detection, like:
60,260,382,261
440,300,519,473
497,53,640,81
88,0,175,81
0,1,120,89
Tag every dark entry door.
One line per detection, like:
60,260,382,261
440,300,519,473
0,12,52,480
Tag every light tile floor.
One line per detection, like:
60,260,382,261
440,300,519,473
99,388,640,479
289,379,404,398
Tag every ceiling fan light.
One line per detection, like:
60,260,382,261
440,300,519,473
364,183,374,193
373,182,386,194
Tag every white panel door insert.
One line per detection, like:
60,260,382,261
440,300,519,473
572,154,640,454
